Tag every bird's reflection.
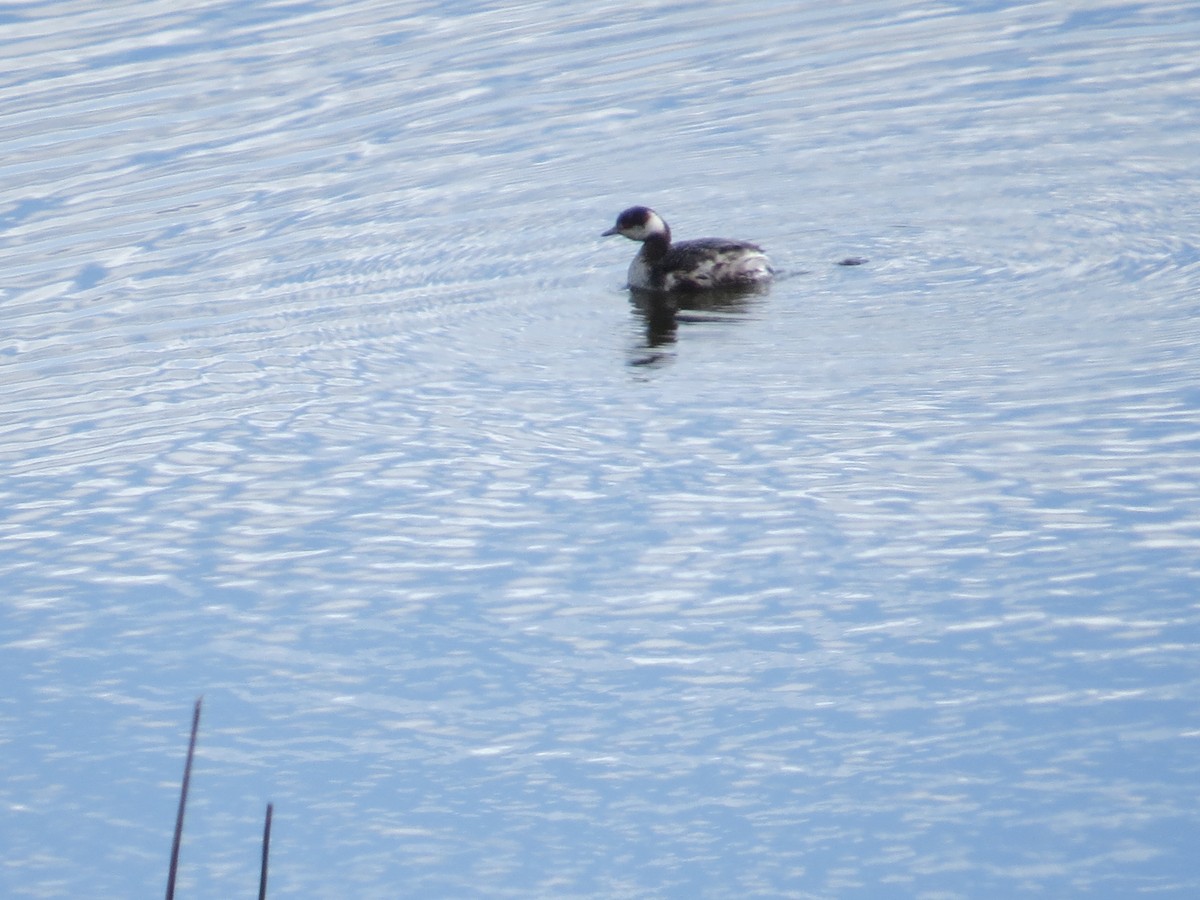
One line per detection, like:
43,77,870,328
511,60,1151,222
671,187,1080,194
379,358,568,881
625,285,766,366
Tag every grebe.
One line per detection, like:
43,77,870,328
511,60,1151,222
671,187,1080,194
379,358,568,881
602,206,772,292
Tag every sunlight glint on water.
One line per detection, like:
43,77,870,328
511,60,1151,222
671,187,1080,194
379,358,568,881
2,0,1199,896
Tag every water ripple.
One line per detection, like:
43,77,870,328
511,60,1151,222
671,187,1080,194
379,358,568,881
3,0,1200,897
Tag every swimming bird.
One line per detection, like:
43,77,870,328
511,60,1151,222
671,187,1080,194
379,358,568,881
602,206,772,292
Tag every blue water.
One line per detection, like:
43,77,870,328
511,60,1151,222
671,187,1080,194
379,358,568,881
3,1,1199,896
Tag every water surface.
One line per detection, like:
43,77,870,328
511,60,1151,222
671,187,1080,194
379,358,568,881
2,1,1199,896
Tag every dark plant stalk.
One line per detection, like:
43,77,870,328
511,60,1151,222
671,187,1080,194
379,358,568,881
166,697,202,900
258,802,274,900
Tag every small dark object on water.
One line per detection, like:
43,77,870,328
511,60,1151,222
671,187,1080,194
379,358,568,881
837,256,868,266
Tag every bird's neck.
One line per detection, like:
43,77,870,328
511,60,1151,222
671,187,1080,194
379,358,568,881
640,231,671,264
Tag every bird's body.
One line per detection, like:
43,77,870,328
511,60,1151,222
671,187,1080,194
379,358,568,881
603,206,772,292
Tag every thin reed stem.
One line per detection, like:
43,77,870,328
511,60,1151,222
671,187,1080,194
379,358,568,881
258,802,274,900
165,697,202,900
